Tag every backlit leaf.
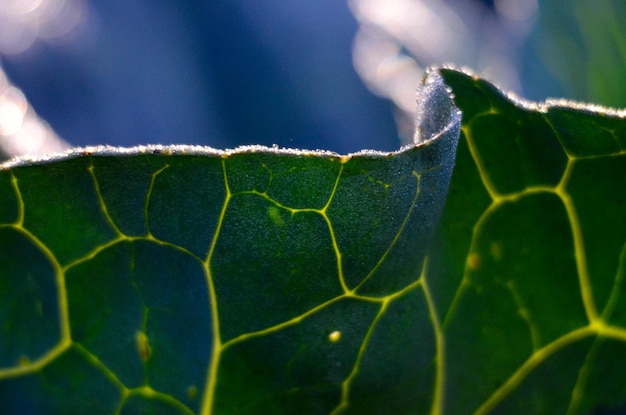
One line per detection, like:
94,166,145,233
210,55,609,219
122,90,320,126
0,73,460,414
429,68,626,415
2,67,626,414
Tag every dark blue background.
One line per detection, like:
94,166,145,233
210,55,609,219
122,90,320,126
3,1,399,153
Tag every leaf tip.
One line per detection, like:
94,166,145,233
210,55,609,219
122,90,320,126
414,68,462,146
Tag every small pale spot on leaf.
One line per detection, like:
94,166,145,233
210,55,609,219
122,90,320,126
18,355,30,366
367,176,390,190
187,385,198,400
490,241,502,261
268,206,285,227
328,330,341,343
467,253,481,270
135,331,151,362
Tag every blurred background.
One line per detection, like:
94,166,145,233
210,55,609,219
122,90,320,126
0,0,625,161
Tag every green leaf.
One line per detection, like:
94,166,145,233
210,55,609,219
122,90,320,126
0,73,460,414
2,66,626,414
429,68,626,415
